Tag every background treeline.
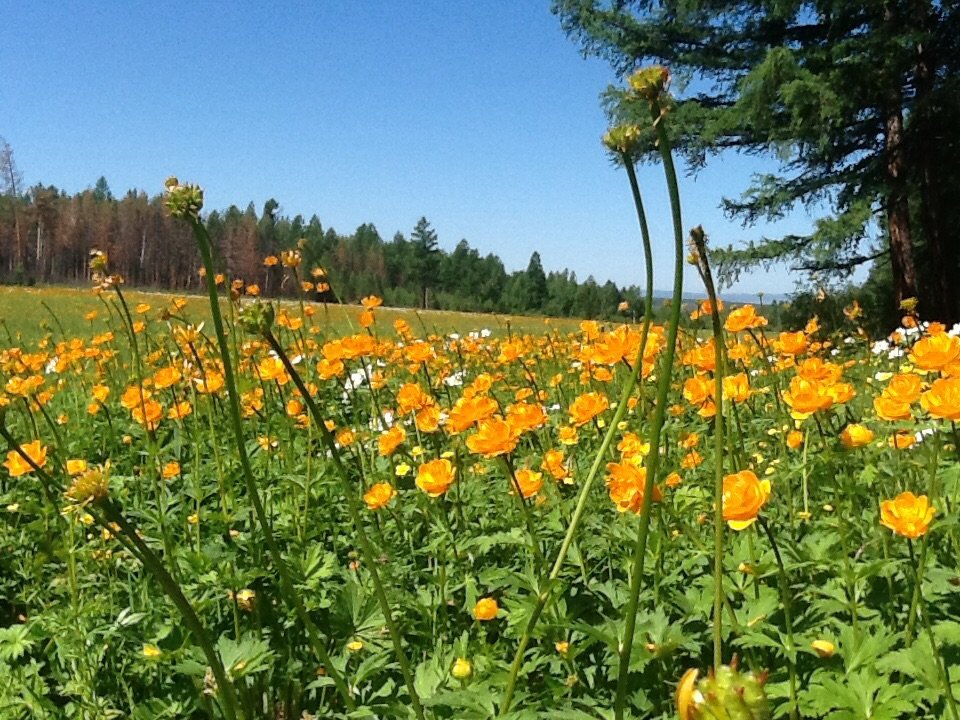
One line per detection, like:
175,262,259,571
0,176,645,320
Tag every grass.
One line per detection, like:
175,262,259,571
0,284,585,347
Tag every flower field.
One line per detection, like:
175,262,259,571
3,262,960,718
2,72,959,720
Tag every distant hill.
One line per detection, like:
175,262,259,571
652,290,789,304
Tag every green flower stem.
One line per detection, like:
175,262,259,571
501,455,546,570
185,217,356,712
102,501,244,720
907,540,960,720
0,425,242,720
758,517,799,720
497,146,656,717
613,96,685,720
690,226,727,669
906,432,940,645
263,330,425,720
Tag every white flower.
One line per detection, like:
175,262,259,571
443,371,464,387
887,347,905,359
480,328,492,338
872,340,890,355
45,357,59,374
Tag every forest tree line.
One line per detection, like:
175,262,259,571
0,172,646,320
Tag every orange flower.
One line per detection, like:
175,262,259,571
473,597,499,621
513,468,544,499
724,305,768,333
194,372,224,394
920,377,960,420
605,461,662,514
415,405,442,433
4,440,47,477
257,356,290,384
568,392,609,427
783,377,833,419
358,309,375,328
910,332,960,371
361,295,383,309
505,401,548,435
541,449,571,484
880,491,935,539
723,373,752,403
722,470,771,530
162,461,181,479
889,431,916,450
445,396,498,434
786,430,804,450
873,395,913,421
466,418,518,458
131,399,164,430
773,331,807,356
839,424,874,448
415,459,456,497
363,482,396,510
378,426,406,456
884,373,922,404
153,366,183,390
396,383,433,415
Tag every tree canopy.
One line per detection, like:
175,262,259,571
554,0,960,322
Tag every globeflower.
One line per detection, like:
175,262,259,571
415,459,456,498
513,468,543,499
568,392,609,427
473,597,499,621
363,482,396,510
909,332,960,371
4,440,48,477
724,305,768,333
920,377,960,420
880,491,935,539
722,470,771,530
466,418,518,458
839,424,874,449
606,461,662,514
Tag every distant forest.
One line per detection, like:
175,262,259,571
0,175,649,320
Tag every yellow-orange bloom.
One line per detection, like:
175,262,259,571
723,373,752,403
396,383,433,415
568,392,609,427
505,401,548,435
786,430,804,450
722,470,771,530
377,426,406,456
783,377,833,419
839,424,874,449
880,492,935,539
920,377,960,420
773,331,807,356
541,449,571,483
724,305,768,333
466,418,518,458
472,597,499,621
363,482,396,510
4,440,48,477
873,395,913,421
415,459,456,497
605,461,662,514
884,373,922,405
910,332,960,371
513,468,543,499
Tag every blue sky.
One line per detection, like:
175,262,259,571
2,1,841,297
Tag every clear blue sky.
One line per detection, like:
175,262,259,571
2,1,838,297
